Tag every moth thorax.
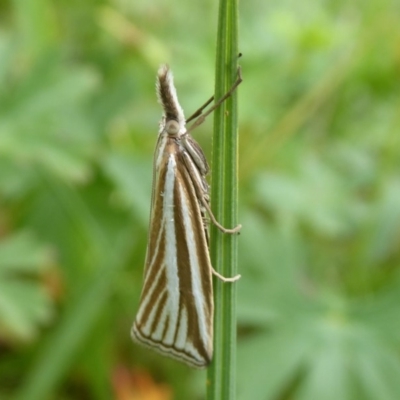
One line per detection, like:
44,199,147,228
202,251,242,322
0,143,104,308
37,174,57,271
165,120,181,136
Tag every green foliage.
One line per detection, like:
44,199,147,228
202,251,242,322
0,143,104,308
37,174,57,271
237,210,400,399
0,231,53,341
0,0,399,399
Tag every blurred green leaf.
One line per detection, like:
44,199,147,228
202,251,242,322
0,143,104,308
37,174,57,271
254,154,365,237
16,231,134,400
0,231,53,341
363,179,400,265
237,213,400,400
0,47,100,198
102,151,152,227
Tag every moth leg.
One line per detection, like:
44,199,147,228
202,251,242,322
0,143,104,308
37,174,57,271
200,195,242,234
211,267,241,282
186,67,243,134
181,151,242,235
186,95,214,123
185,56,242,123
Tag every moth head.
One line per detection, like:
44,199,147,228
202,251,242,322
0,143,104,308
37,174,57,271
165,119,181,136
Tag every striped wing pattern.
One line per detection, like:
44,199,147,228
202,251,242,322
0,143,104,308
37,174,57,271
132,137,214,368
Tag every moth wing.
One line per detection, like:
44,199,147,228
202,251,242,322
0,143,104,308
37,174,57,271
132,141,213,368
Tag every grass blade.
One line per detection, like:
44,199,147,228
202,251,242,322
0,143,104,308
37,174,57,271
207,0,240,398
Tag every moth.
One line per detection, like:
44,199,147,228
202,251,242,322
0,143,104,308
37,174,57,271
131,65,242,368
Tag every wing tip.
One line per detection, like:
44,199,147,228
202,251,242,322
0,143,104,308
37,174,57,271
131,323,211,369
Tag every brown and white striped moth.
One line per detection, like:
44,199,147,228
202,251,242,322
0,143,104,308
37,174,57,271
131,65,242,368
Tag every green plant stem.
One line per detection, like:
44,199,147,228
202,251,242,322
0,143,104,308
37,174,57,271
207,0,240,398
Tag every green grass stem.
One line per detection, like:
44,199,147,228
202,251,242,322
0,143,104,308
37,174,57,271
207,0,240,398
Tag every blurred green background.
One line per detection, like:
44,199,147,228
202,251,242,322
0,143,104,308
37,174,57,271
1,0,400,399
